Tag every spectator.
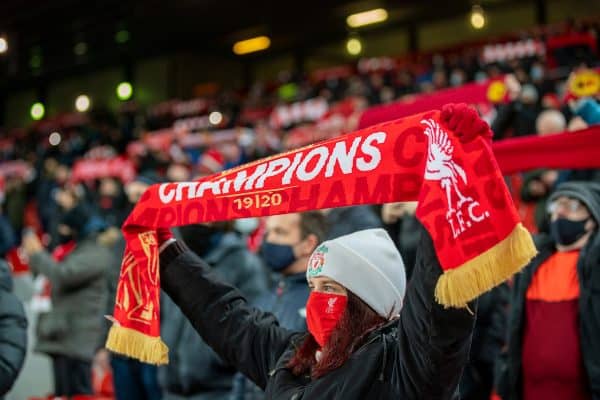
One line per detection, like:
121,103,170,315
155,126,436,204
0,259,27,398
535,109,567,135
159,221,268,400
521,109,567,231
379,202,420,279
166,163,191,183
492,82,541,139
157,221,476,399
568,116,588,132
22,202,114,397
232,212,328,400
496,182,600,400
4,175,27,236
96,177,128,228
460,284,509,400
34,159,70,238
571,98,600,125
0,214,16,259
196,149,225,179
322,206,382,240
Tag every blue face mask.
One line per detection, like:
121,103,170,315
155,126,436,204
260,241,297,272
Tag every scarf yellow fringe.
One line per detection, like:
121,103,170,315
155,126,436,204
435,223,537,308
105,324,169,365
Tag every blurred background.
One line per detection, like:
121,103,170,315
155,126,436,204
0,0,599,399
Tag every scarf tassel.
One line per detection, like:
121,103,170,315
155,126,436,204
435,223,536,308
105,324,169,365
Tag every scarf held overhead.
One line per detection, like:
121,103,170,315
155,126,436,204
106,110,536,364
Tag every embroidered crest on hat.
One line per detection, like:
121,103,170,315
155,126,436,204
308,244,328,276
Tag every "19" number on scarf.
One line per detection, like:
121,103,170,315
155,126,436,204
233,192,283,210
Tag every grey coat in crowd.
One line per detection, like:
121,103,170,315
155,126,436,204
0,260,27,396
29,232,115,362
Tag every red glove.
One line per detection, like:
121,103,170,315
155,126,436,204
156,228,174,247
441,103,493,143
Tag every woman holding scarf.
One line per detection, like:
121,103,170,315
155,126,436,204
157,105,490,399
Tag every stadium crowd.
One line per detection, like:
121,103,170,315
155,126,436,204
0,16,599,400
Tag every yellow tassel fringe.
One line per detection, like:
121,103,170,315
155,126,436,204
435,223,537,308
105,324,169,365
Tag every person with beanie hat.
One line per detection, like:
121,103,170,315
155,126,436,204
496,181,600,400
304,229,406,319
197,148,225,177
155,105,492,400
158,221,476,399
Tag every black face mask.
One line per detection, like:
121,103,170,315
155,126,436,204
57,232,74,245
550,217,589,246
179,225,223,257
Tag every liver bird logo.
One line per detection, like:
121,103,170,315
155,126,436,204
421,119,473,218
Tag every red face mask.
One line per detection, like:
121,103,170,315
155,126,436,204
306,291,348,347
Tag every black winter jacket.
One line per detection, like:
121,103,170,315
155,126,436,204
496,232,600,400
159,232,267,397
160,228,476,400
0,260,27,396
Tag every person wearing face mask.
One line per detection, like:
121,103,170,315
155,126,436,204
22,202,115,398
231,212,328,400
153,109,495,399
156,219,477,399
496,182,600,400
96,177,128,228
159,222,268,400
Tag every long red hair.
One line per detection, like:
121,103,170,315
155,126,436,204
287,291,386,379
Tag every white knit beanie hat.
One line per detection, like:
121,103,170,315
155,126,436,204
306,228,407,319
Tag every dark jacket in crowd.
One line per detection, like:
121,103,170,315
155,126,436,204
492,101,539,139
160,227,476,400
460,283,509,400
496,231,600,400
0,260,27,396
29,231,115,362
325,206,382,240
159,232,268,399
520,169,553,232
0,216,15,258
232,273,310,400
382,215,420,280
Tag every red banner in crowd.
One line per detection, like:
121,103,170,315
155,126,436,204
493,126,600,174
482,39,545,64
270,97,329,129
310,65,355,83
105,109,536,365
178,128,251,149
71,156,136,183
358,77,509,129
0,161,34,181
